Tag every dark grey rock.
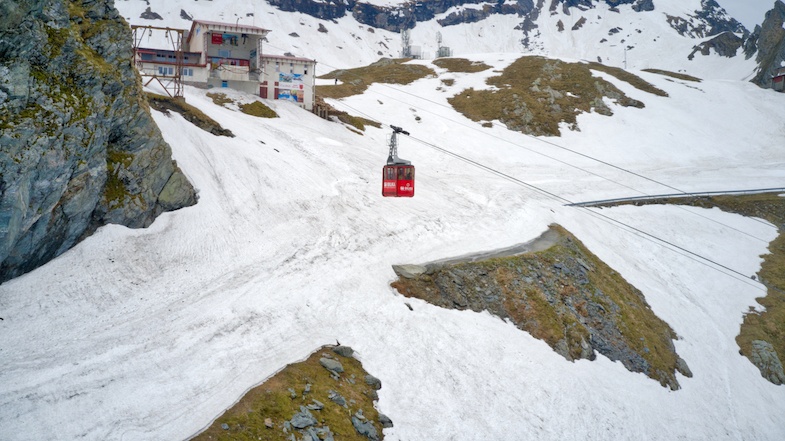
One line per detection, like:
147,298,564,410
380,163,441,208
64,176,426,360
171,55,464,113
180,9,193,20
750,340,785,385
676,357,693,378
306,399,324,410
327,389,346,406
332,345,354,358
305,427,320,441
140,6,163,20
378,413,394,428
316,426,335,441
688,31,744,60
320,357,344,373
364,374,382,390
632,0,654,13
290,406,318,429
751,1,785,88
352,415,379,441
571,17,587,31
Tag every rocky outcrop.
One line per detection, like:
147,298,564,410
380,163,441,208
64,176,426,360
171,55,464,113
688,31,744,59
749,340,785,385
0,0,196,284
193,345,391,440
751,0,785,88
391,225,691,390
631,0,654,13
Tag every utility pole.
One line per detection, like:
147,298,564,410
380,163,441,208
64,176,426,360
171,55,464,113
624,47,627,70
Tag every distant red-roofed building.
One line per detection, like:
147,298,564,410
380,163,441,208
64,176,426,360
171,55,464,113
773,67,785,92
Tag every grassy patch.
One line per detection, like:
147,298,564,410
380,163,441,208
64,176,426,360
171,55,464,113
600,192,785,383
146,92,234,137
239,101,278,118
192,346,386,441
440,78,455,87
447,56,658,136
314,97,381,132
206,92,234,107
587,63,669,96
642,69,702,82
433,58,491,73
391,224,686,389
317,58,434,99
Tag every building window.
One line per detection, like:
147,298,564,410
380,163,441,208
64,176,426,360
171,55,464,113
304,67,308,75
183,68,193,76
221,81,228,88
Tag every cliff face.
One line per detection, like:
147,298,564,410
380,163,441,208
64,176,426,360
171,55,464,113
265,0,743,36
751,0,785,88
0,0,197,283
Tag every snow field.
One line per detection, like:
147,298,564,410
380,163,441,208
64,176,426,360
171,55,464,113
2,58,785,440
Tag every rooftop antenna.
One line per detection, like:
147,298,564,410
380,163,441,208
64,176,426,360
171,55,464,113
387,125,411,165
435,31,451,58
401,29,411,58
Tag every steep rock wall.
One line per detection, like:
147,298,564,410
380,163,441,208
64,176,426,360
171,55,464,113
752,0,785,88
0,0,197,283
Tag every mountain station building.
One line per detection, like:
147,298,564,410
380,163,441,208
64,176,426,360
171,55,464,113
133,20,317,110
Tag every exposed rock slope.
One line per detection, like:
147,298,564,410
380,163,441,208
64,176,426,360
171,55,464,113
0,0,196,283
592,192,785,386
751,0,785,88
192,345,390,441
391,225,691,390
446,56,665,136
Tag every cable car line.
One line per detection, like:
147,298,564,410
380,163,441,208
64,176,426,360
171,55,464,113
271,43,762,210
324,93,774,245
312,98,769,291
300,55,773,242
404,134,768,293
258,46,775,280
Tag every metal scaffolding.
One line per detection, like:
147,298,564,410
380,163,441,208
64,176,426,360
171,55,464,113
131,25,185,98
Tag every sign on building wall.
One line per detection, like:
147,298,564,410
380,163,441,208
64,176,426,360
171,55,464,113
278,73,304,103
211,33,223,44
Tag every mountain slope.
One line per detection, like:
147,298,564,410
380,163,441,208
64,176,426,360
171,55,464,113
0,54,784,439
116,0,760,79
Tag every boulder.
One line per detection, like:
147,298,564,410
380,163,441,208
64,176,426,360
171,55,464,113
320,357,344,374
364,374,382,390
290,406,318,429
332,345,354,358
750,340,785,385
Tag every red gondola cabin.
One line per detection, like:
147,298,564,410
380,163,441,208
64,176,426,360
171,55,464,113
382,164,415,197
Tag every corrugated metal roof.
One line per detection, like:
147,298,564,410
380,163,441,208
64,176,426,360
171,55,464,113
192,20,270,34
262,54,316,63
